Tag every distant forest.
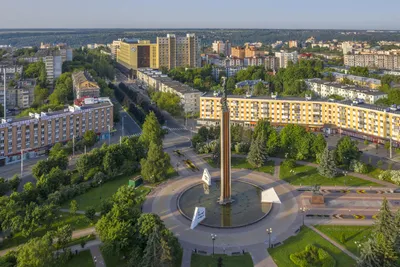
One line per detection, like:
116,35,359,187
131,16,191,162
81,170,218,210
2,28,400,48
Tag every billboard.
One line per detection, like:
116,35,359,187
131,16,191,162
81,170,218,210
190,207,206,230
202,168,212,186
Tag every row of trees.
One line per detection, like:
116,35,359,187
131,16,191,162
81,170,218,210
150,91,183,116
111,82,165,125
168,65,216,91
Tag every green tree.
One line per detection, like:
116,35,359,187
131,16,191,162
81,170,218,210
318,146,338,178
247,133,268,168
253,82,268,96
312,134,327,157
85,207,96,221
139,112,162,146
137,213,165,239
33,86,49,105
16,233,55,267
335,136,360,167
54,224,72,252
0,177,10,196
197,126,209,142
140,225,163,267
151,92,182,116
266,128,280,155
140,142,170,183
83,130,97,147
69,200,78,215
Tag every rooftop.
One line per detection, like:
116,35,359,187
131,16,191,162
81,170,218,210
306,78,386,96
201,93,400,114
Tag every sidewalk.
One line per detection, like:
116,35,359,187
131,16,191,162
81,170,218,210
308,225,358,261
90,245,106,267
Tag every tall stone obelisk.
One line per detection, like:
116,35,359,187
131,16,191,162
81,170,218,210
219,77,232,205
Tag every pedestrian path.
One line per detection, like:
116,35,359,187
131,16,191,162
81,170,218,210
181,248,192,267
90,245,106,267
308,225,358,261
248,244,278,267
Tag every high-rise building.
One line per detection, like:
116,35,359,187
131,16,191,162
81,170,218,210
0,79,36,109
116,40,158,72
231,46,245,59
275,51,298,68
288,40,298,48
157,34,200,69
212,40,225,54
44,55,62,86
344,54,400,70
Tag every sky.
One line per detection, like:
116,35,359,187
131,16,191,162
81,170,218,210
1,0,400,30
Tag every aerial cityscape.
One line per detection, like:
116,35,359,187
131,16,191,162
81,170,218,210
1,1,400,267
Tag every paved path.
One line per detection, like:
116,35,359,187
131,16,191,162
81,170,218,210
247,244,277,267
308,225,358,261
90,245,106,267
59,209,101,216
181,248,192,267
0,226,96,256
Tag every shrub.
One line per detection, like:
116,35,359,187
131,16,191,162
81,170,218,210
85,207,96,221
234,142,250,154
349,160,369,174
282,159,296,169
290,245,335,267
340,233,346,243
84,167,102,181
378,170,400,185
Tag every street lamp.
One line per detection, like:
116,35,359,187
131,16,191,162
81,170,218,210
266,228,272,249
300,207,307,226
20,148,24,178
354,241,362,254
211,234,217,255
343,171,348,187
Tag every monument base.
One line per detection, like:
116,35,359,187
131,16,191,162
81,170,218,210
311,195,325,205
218,198,235,205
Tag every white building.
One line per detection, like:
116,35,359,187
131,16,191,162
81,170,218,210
305,78,387,104
275,51,298,68
137,68,201,114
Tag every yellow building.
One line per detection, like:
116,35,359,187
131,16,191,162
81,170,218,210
199,94,400,145
116,40,158,72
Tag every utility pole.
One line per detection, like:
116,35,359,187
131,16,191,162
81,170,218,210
390,138,393,159
20,149,24,178
122,115,125,137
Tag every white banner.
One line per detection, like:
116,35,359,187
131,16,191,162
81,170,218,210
190,207,206,230
261,188,281,203
202,168,212,186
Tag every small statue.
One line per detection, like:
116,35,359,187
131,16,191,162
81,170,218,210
312,184,321,195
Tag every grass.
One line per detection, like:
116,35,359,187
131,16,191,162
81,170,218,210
65,234,97,248
167,164,179,178
191,253,253,267
60,250,95,267
279,164,381,187
205,156,275,175
367,168,383,180
0,212,94,250
61,173,151,211
102,247,128,267
268,226,356,267
315,225,373,256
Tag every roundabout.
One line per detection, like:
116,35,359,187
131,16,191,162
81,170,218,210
178,179,272,228
143,168,302,251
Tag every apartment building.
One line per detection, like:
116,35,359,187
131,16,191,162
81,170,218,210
116,40,158,72
288,40,298,48
305,79,387,104
0,79,36,110
157,34,200,69
275,51,298,68
264,56,279,71
235,79,269,90
212,67,244,79
212,41,225,54
0,65,23,75
0,97,113,165
244,56,265,67
328,72,381,89
72,71,100,99
231,47,245,59
198,94,400,145
137,68,200,114
108,40,121,59
344,54,400,70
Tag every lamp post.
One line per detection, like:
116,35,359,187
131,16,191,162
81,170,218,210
20,148,24,178
266,228,272,248
108,125,111,145
211,234,217,255
343,170,348,187
354,241,362,254
72,134,75,157
300,207,307,226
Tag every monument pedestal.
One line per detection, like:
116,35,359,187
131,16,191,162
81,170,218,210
311,194,325,205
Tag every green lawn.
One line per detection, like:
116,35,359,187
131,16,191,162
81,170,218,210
204,156,275,175
167,164,179,178
367,168,383,180
268,226,356,267
280,164,381,187
0,212,94,250
232,157,275,175
191,253,253,267
315,225,373,256
102,248,128,267
205,156,218,168
60,250,94,267
61,173,151,211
